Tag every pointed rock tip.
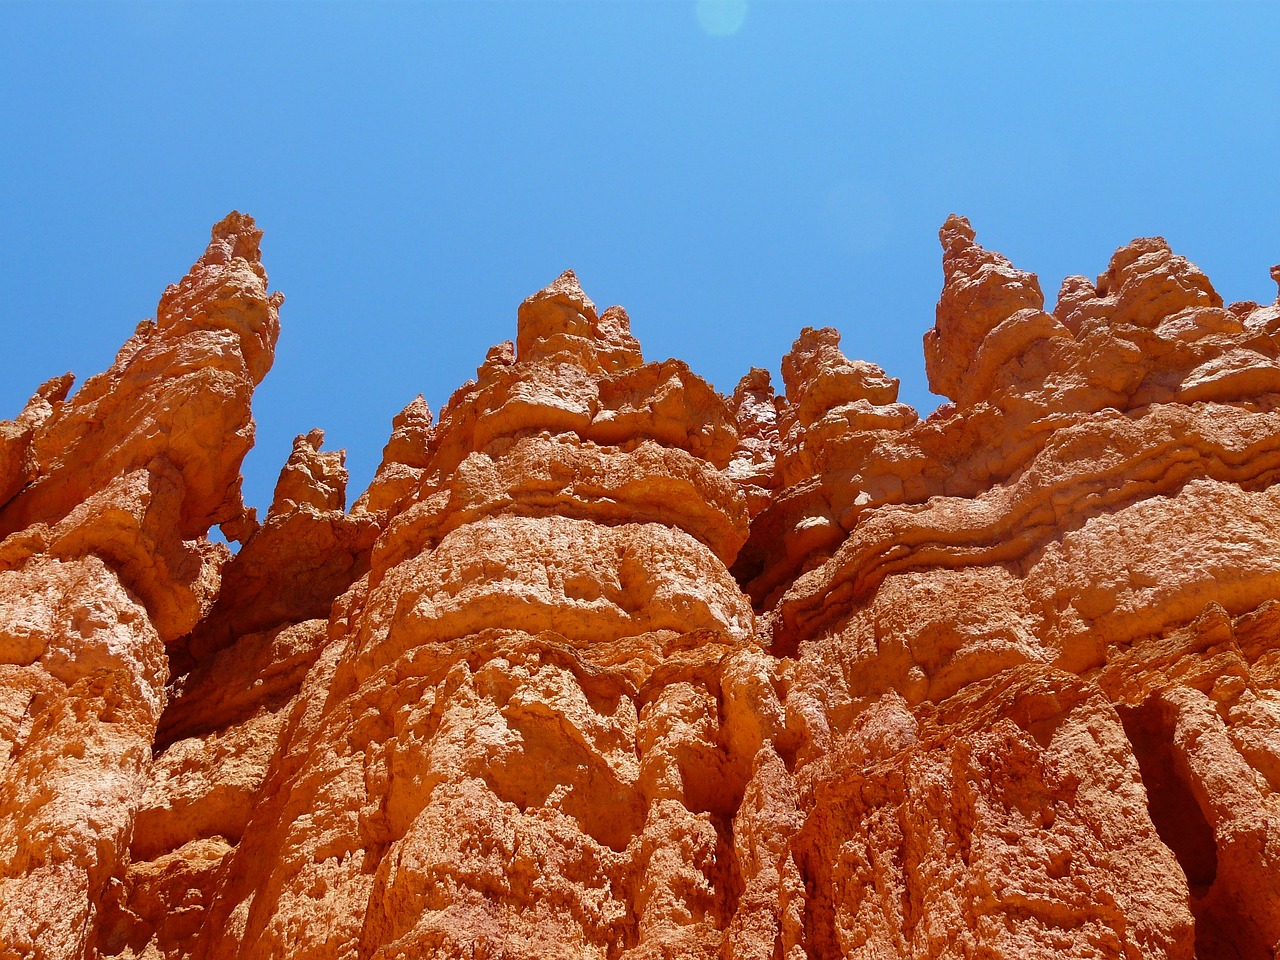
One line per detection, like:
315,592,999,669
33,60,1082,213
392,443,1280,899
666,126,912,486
731,368,775,407
209,210,263,262
781,327,846,399
514,269,640,368
940,213,976,248
1097,236,1176,290
788,326,843,356
1270,263,1280,293
485,340,516,366
403,394,431,416
512,271,641,370
521,268,598,320
389,394,433,433
35,373,75,404
781,324,900,409
272,427,348,515
1113,235,1171,261
597,304,636,343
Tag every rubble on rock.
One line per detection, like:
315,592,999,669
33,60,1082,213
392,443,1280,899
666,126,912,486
1,213,1278,960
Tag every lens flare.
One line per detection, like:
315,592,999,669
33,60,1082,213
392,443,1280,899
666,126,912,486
695,0,748,37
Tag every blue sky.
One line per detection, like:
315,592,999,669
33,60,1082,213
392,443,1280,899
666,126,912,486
2,1,1278,515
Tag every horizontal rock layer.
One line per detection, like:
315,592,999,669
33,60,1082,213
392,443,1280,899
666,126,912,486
1,218,1278,960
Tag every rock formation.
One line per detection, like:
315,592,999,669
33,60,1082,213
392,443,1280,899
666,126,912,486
1,213,1278,960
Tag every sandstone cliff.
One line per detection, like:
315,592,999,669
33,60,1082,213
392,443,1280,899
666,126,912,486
1,213,1278,960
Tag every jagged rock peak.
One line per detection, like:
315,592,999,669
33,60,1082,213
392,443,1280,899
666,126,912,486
725,367,781,518
390,394,434,440
352,395,437,515
155,210,282,386
780,326,904,434
938,210,976,254
206,210,266,264
926,214,1048,403
269,428,347,515
516,269,643,372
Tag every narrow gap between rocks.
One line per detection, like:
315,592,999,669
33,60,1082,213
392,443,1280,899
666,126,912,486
1116,698,1217,897
1116,697,1266,960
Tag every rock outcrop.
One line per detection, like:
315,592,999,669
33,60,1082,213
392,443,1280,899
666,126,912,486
0,212,279,959
1,214,1278,960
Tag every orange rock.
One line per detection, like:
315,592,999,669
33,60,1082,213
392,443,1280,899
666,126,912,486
515,270,643,373
269,429,347,514
3,216,1280,960
732,327,918,610
724,367,780,518
0,373,73,509
354,395,435,515
0,554,168,959
1,212,279,544
0,213,279,960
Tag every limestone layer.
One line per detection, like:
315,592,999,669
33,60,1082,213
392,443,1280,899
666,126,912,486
1,214,1279,960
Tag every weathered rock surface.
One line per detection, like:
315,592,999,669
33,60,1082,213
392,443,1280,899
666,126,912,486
0,212,278,960
1,215,1278,960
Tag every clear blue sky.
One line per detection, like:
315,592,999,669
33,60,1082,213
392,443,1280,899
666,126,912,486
2,2,1277,515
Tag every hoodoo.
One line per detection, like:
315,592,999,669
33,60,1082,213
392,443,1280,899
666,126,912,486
1,214,1278,959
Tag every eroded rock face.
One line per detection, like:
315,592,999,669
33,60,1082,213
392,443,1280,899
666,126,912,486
2,215,1279,960
0,212,278,960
